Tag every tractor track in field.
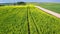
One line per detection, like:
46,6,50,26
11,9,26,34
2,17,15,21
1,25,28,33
35,6,60,18
29,8,40,34
27,7,30,34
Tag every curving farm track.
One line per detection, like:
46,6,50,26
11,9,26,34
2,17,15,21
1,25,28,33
35,6,60,18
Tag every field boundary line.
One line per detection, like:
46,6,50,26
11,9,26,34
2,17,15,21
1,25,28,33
35,6,60,18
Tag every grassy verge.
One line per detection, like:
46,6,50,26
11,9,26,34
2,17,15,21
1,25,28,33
38,3,60,13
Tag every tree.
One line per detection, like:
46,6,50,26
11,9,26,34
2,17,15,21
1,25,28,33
17,2,26,5
0,5,4,6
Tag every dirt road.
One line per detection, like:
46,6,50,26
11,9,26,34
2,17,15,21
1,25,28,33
35,6,60,18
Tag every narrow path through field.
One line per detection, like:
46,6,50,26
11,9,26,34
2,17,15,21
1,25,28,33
29,9,40,34
35,6,60,18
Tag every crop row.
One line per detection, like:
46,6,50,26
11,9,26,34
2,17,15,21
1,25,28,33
0,6,60,34
0,7,28,34
28,7,60,34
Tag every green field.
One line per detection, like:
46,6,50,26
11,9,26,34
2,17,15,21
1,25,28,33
0,6,60,34
38,3,60,13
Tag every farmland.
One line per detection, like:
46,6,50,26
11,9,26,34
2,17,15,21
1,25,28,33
0,5,60,34
38,3,60,13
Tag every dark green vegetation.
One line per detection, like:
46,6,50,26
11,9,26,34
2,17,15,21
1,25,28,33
16,2,26,5
0,2,26,6
38,3,60,13
0,6,60,34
